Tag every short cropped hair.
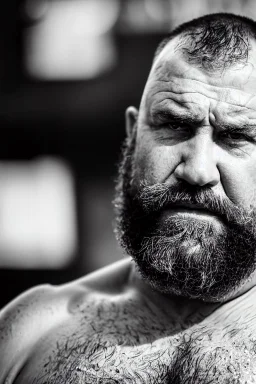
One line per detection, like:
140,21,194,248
154,13,256,72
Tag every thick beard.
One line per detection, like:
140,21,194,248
114,134,256,302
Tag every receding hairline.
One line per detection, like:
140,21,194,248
153,13,256,73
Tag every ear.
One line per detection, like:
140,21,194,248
125,106,138,139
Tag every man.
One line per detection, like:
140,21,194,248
2,12,256,383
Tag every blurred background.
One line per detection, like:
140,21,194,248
1,0,256,307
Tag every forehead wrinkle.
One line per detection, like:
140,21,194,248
149,91,206,113
145,89,256,130
211,105,256,130
146,87,256,122
145,79,209,121
144,75,256,116
149,54,256,105
149,100,206,123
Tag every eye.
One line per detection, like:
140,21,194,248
218,130,256,149
164,123,192,136
220,131,252,142
166,122,187,130
167,123,181,130
153,122,192,142
223,132,245,140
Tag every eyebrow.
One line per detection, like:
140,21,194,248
150,109,204,125
150,109,256,134
212,121,256,135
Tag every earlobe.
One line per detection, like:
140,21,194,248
125,106,138,139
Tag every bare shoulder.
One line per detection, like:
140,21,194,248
0,258,132,383
0,284,55,336
0,283,59,382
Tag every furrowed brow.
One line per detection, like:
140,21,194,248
150,109,201,125
216,122,256,135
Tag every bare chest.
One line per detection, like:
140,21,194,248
16,298,256,384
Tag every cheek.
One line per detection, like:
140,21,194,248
133,142,179,185
220,160,256,208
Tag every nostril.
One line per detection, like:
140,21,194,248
174,161,220,187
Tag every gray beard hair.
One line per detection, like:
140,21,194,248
134,216,226,300
114,134,256,302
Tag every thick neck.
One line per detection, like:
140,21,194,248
127,260,222,330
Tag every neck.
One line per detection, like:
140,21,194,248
128,260,222,329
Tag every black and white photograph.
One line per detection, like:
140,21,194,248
1,0,256,382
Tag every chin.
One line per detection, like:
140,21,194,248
131,233,256,303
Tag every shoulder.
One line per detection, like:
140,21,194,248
0,281,90,382
0,283,59,381
0,258,133,382
0,282,88,382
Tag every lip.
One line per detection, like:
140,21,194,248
159,203,224,229
164,203,219,217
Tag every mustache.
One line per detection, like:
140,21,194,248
134,181,254,226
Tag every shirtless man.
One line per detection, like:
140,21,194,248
2,12,256,383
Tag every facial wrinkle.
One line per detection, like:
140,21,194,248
210,103,256,132
147,91,208,123
154,53,256,90
146,90,256,133
149,73,256,109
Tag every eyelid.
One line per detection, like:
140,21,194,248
220,129,254,138
151,111,191,125
167,122,190,130
218,131,256,147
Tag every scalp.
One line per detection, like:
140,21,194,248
153,13,256,74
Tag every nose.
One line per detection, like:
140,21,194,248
173,132,220,187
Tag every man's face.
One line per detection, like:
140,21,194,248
115,37,256,302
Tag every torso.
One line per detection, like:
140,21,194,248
4,260,256,384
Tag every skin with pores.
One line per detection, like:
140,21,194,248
126,36,256,299
2,17,256,383
134,37,256,206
